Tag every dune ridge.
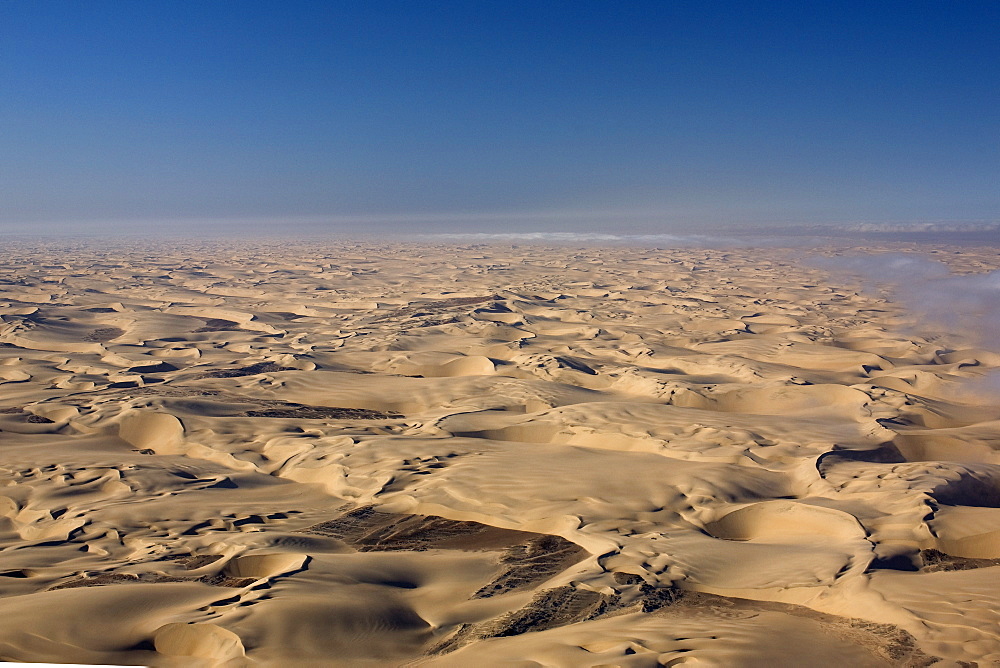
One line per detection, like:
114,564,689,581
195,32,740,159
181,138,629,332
0,239,998,665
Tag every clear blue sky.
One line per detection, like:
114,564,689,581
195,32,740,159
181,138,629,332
1,1,998,234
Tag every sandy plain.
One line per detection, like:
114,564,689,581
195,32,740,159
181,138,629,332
0,238,998,667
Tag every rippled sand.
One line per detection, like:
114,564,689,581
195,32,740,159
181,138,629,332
0,239,998,666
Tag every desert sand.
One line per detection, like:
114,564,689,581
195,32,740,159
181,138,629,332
0,238,998,667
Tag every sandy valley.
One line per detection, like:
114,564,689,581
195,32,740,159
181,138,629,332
0,239,998,666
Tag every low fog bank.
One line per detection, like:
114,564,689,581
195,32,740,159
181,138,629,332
814,251,1000,397
815,251,1000,351
814,253,1000,334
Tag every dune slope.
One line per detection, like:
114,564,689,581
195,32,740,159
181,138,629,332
0,239,998,666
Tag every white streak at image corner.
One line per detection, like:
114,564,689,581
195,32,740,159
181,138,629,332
0,664,134,667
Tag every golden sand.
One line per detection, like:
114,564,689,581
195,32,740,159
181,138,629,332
0,239,997,666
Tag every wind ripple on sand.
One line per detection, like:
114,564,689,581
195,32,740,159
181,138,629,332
0,240,998,665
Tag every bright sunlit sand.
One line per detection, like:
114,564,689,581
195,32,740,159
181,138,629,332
3,2,998,664
0,239,998,666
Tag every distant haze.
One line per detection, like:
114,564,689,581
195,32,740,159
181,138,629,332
2,1,998,236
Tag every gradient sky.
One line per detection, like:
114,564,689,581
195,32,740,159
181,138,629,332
2,1,998,235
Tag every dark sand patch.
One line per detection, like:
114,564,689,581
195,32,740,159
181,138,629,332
0,408,55,423
102,386,402,420
552,355,598,375
428,296,503,307
472,535,588,598
431,583,677,655
127,362,179,374
51,554,256,591
195,318,242,332
52,572,256,590
919,548,1000,572
50,573,147,589
200,362,295,378
83,327,125,342
25,414,54,424
432,587,937,664
377,295,503,322
303,507,586,591
239,402,400,420
484,586,610,637
114,387,226,398
300,506,577,557
197,573,258,588
173,554,225,570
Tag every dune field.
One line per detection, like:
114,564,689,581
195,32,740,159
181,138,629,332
0,238,998,667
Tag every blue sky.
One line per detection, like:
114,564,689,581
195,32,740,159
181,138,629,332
1,1,998,234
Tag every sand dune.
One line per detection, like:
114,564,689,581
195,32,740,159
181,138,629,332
0,239,998,665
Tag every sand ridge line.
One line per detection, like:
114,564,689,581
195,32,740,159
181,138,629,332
59,384,406,421
0,241,999,665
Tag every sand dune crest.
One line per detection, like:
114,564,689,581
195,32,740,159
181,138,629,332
0,240,998,665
